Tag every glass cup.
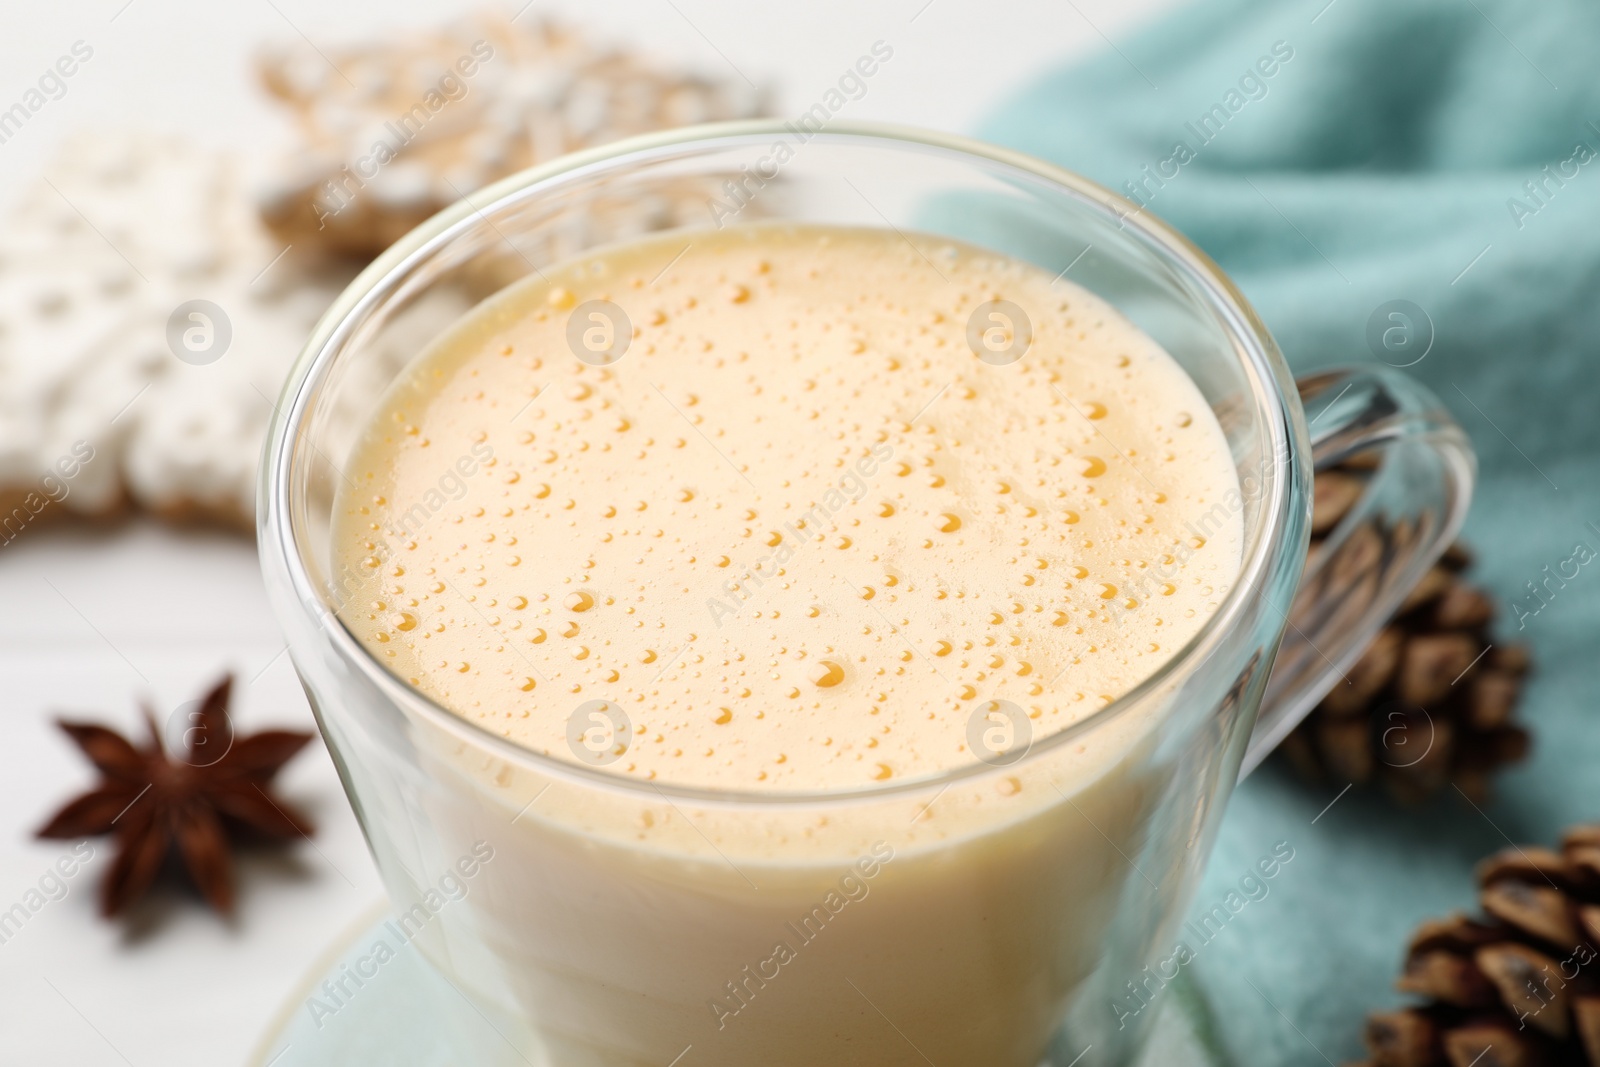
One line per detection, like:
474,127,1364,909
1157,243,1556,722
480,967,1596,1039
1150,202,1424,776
258,122,1472,1067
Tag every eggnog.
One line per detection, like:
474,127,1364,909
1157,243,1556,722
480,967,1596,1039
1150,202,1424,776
330,224,1243,1066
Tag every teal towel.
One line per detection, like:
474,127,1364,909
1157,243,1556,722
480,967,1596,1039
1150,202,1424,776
982,0,1600,1062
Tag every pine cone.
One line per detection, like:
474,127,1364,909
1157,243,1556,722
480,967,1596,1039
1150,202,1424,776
1278,464,1532,803
1354,825,1600,1066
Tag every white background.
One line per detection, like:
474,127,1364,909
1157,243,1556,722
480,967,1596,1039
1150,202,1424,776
0,1,1178,1063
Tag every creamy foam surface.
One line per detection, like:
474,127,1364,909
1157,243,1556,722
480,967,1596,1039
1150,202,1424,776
333,224,1243,792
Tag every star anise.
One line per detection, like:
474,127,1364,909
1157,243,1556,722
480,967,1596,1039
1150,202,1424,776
36,675,316,917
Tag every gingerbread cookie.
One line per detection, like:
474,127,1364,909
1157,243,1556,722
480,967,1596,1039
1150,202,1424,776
255,15,768,260
0,132,464,535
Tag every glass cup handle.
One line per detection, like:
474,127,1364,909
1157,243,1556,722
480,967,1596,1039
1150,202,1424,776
1241,365,1476,775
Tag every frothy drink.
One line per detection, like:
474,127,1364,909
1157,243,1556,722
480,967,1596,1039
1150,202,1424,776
332,224,1243,1065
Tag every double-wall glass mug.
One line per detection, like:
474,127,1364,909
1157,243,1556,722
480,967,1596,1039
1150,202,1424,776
259,123,1472,1067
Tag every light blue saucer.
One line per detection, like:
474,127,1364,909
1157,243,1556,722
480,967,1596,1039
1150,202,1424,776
250,906,1230,1066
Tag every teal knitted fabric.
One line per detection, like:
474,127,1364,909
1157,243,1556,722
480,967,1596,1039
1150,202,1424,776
982,1,1600,1062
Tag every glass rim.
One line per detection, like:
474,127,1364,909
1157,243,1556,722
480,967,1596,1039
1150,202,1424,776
259,119,1304,808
